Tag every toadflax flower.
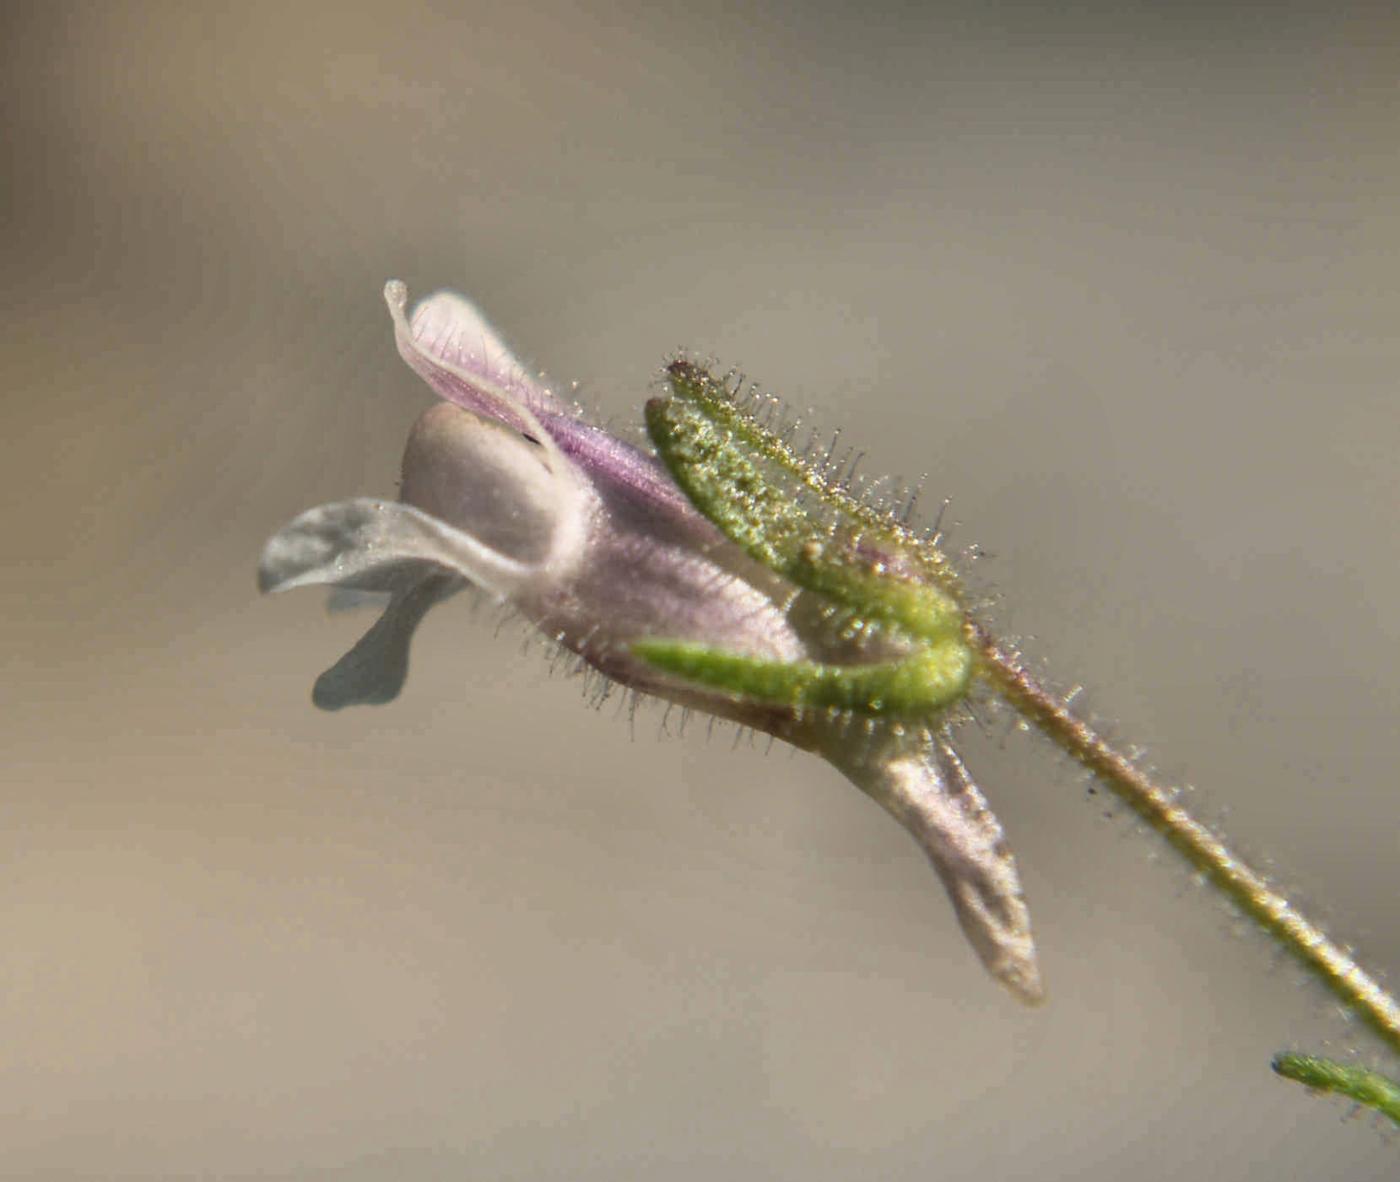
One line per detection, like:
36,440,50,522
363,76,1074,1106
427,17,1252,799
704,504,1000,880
259,281,1041,1002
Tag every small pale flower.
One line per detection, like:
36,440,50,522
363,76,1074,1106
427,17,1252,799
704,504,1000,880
259,282,1041,1003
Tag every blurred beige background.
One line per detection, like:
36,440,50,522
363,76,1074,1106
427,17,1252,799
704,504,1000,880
3,3,1399,1178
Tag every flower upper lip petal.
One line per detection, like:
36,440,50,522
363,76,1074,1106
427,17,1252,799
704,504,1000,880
388,280,715,544
385,279,560,450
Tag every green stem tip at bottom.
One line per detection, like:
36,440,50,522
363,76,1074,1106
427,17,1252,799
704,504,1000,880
1272,1053,1400,1127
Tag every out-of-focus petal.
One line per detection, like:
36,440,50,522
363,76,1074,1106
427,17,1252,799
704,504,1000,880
325,587,390,613
258,498,535,601
313,574,460,710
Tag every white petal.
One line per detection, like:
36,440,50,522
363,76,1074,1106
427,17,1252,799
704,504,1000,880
258,498,535,602
325,587,390,613
312,574,460,710
400,403,576,569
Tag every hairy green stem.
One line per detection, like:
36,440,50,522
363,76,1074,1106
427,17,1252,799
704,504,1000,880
970,624,1400,1059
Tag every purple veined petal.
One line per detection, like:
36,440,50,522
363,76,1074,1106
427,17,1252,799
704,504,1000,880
545,414,721,544
388,281,714,548
386,280,561,443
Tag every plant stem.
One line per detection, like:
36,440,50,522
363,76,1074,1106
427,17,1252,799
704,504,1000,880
968,622,1400,1060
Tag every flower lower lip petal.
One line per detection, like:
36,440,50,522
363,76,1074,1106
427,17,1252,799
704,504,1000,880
313,574,462,711
258,498,537,601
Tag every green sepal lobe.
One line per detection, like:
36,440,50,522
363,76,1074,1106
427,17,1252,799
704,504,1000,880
646,381,964,646
631,637,972,718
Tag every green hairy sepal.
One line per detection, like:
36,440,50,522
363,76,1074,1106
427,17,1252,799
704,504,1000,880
638,359,974,717
630,637,973,717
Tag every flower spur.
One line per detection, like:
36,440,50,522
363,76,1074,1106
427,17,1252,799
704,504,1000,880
259,281,1042,1001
